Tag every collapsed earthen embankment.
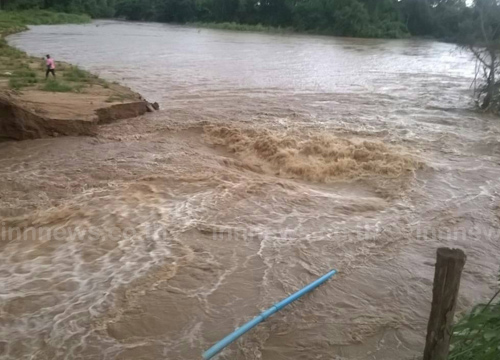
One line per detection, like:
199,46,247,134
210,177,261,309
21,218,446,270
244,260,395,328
0,93,153,140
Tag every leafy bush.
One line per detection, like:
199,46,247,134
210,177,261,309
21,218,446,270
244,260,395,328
449,277,500,360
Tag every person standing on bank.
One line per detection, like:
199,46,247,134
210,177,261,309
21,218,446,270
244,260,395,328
45,54,56,79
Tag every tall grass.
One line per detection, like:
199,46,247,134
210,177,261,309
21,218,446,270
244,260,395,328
63,65,90,81
62,65,112,88
9,77,37,90
41,79,79,93
449,275,500,360
5,68,38,90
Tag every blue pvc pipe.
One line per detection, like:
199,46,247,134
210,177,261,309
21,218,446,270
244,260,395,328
202,269,337,360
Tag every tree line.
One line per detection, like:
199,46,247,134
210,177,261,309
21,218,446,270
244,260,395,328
0,0,488,40
1,0,499,113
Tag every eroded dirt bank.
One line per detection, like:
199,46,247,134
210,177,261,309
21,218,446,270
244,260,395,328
0,91,152,140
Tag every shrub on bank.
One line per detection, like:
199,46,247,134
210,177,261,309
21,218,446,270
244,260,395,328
449,275,500,360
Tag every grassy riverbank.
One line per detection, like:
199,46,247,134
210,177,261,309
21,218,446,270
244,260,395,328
0,10,98,93
0,10,148,141
0,10,90,36
0,10,137,99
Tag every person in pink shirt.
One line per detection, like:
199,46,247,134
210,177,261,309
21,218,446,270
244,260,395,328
45,54,56,79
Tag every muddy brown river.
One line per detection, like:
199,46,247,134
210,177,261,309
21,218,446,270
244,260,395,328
2,20,500,360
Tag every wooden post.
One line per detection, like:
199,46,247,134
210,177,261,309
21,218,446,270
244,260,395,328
423,247,466,360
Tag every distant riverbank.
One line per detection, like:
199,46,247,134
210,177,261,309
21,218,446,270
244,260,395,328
190,21,294,34
189,21,410,39
0,10,90,36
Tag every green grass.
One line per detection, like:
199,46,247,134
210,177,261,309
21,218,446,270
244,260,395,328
6,67,39,90
9,77,37,90
41,79,80,93
63,65,92,82
0,10,131,101
0,37,26,58
0,10,91,88
13,68,37,78
0,12,114,94
3,63,94,92
63,65,112,88
449,277,500,360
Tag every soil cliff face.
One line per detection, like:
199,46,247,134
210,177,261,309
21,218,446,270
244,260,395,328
95,101,149,124
0,94,151,140
0,94,94,140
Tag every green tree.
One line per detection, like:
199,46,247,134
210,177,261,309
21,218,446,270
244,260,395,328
209,0,239,22
399,0,436,36
457,0,500,111
159,0,196,23
3,0,494,41
293,0,331,31
332,0,370,36
115,0,156,20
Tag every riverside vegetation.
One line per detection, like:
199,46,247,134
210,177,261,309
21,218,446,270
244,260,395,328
449,275,500,360
0,0,490,40
0,10,135,100
0,11,91,92
3,2,500,112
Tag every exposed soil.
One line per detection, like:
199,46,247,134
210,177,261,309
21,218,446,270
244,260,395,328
0,91,150,140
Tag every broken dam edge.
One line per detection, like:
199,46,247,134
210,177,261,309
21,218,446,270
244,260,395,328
0,94,153,140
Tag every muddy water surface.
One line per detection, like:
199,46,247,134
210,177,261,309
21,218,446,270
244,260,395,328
2,21,500,360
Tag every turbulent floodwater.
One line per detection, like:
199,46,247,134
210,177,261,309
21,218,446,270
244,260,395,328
2,20,500,360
